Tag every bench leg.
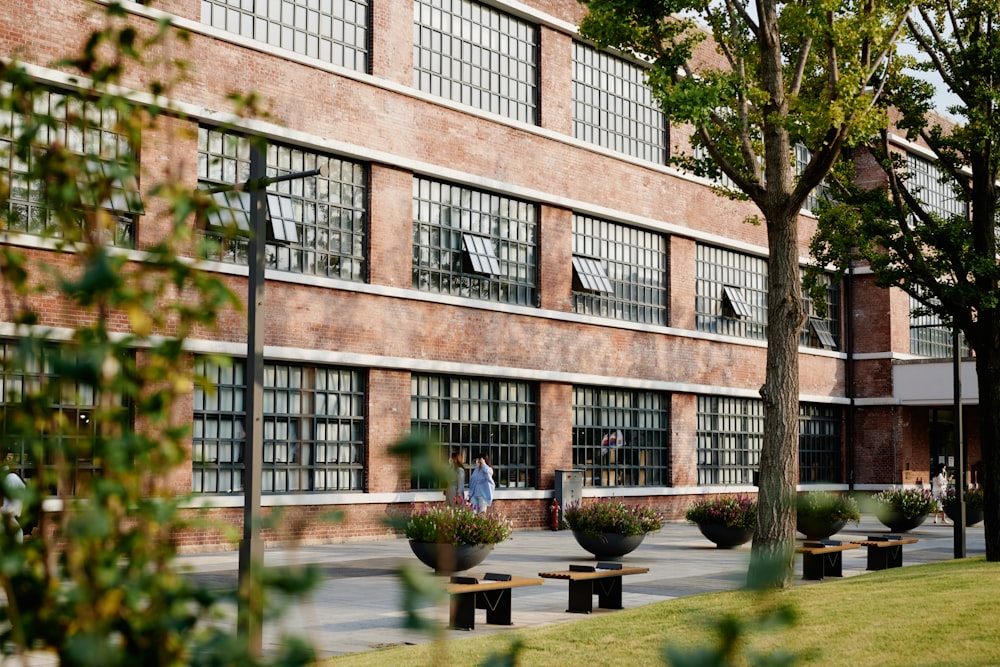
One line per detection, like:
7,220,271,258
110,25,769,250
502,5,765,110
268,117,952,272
480,589,513,626
801,553,825,580
824,551,844,577
449,592,476,630
595,576,624,609
866,545,903,570
567,580,594,613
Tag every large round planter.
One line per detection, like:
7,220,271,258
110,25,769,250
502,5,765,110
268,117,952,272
696,523,754,549
944,504,984,526
875,508,927,533
571,531,646,560
408,541,493,574
796,516,849,540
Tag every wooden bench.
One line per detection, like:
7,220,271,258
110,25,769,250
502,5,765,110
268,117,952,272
795,541,860,580
538,563,649,614
445,573,544,630
850,535,919,571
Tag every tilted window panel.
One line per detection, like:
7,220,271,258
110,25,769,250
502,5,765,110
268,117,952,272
572,386,670,487
462,233,501,276
571,255,614,294
410,374,537,490
722,285,753,318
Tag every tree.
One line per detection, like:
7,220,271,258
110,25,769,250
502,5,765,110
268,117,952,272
578,0,911,586
0,3,319,664
810,0,1000,560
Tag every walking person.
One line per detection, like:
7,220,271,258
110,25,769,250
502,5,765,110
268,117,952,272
445,447,466,506
932,463,951,524
1,466,26,542
468,452,495,512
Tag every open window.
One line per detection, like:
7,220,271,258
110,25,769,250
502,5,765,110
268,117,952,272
203,188,298,243
265,193,299,243
80,159,145,215
461,233,501,275
722,285,752,318
809,317,837,349
572,255,614,293
206,189,251,231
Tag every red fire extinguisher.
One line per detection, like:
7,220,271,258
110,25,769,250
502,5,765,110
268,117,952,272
550,498,561,531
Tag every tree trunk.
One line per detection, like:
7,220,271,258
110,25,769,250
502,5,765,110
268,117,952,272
974,330,1000,560
747,205,804,589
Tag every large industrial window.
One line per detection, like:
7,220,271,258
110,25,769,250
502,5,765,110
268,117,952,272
0,341,130,495
410,374,536,490
572,42,667,164
192,357,366,494
201,0,370,72
696,396,763,485
906,153,965,220
572,215,668,325
0,85,140,247
905,154,967,358
413,0,538,124
697,244,836,349
794,144,830,214
572,386,669,487
799,404,842,483
801,272,840,350
697,396,844,484
696,244,768,339
412,177,537,306
197,127,367,281
909,294,970,358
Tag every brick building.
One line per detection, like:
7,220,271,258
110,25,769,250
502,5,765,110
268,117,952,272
0,0,977,549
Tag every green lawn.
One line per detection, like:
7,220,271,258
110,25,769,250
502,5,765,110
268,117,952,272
320,558,999,667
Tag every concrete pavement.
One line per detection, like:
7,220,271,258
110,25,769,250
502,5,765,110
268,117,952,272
175,516,986,660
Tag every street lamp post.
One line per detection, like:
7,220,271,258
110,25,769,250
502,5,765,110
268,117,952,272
953,326,966,558
235,145,324,655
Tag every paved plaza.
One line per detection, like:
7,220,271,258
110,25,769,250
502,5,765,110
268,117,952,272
175,516,985,660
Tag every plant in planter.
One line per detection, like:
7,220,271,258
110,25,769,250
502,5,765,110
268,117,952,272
796,491,860,539
685,494,757,548
941,487,985,526
872,488,936,532
562,498,664,559
401,503,512,573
